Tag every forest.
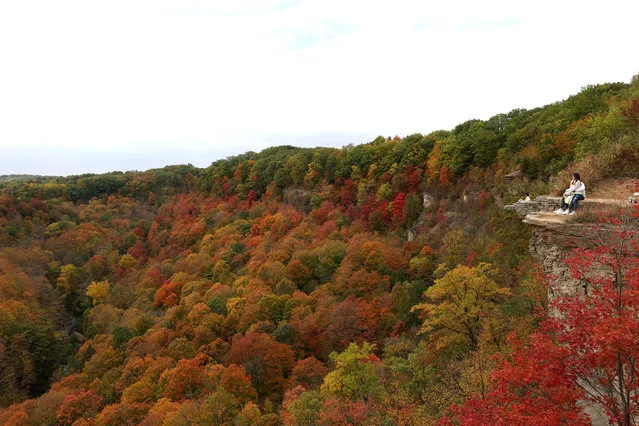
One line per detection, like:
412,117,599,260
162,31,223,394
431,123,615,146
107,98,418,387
0,75,638,425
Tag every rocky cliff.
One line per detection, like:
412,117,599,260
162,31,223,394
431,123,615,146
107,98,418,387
507,197,586,298
507,196,628,299
505,197,629,426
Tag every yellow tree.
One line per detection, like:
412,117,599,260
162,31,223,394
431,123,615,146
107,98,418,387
412,263,510,349
85,281,110,306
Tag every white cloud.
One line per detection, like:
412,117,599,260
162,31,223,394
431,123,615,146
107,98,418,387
0,0,638,174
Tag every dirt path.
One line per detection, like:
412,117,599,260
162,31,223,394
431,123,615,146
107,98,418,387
582,178,638,199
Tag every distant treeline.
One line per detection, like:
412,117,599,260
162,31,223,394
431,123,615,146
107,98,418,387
4,78,637,205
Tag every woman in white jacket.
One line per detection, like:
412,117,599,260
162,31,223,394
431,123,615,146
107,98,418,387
554,173,586,215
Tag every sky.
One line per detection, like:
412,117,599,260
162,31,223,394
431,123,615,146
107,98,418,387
1,0,638,176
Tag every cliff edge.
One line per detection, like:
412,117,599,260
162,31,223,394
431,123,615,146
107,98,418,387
505,194,635,425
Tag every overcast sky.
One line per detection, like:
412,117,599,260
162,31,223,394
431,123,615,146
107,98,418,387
1,0,638,176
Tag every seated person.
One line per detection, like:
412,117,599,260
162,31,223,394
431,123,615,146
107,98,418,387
516,193,531,203
554,173,585,215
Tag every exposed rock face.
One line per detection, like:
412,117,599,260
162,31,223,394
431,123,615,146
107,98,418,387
422,192,434,209
506,201,613,425
504,195,588,299
528,225,584,298
511,198,625,299
528,222,611,425
504,170,525,180
504,196,562,217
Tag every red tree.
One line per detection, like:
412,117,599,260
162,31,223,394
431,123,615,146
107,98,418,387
219,364,258,403
391,192,406,223
56,390,103,426
548,213,639,426
291,357,328,389
449,211,639,426
446,333,588,425
226,332,295,399
161,357,211,401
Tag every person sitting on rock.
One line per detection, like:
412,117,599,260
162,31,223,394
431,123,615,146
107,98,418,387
554,172,586,215
516,192,531,203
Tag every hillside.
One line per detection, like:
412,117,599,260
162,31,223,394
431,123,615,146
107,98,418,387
0,75,638,424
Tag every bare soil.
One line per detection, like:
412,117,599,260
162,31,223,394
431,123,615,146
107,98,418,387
587,178,639,200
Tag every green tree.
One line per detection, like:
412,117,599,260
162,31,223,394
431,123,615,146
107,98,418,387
198,389,240,426
322,342,383,402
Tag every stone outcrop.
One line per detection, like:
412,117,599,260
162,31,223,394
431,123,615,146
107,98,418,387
527,219,585,298
504,196,562,216
505,195,627,217
506,197,593,297
422,192,435,209
504,197,630,425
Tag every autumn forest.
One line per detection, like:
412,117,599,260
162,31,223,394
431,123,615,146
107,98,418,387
1,75,639,425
